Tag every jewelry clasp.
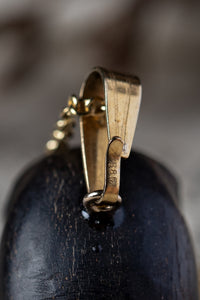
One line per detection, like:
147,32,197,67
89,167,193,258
79,67,142,213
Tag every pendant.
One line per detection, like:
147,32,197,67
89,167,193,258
0,68,198,299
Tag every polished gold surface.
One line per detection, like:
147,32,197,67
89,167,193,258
83,136,123,212
79,67,141,211
46,67,141,212
101,136,123,204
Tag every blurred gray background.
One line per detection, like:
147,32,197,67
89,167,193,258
0,0,200,272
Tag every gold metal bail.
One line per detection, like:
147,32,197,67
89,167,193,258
79,67,142,213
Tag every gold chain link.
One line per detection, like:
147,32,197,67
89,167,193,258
46,95,104,153
46,96,78,153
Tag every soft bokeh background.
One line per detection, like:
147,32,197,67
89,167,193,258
0,0,200,269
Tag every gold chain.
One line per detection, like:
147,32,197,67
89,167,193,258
46,96,78,153
46,95,99,153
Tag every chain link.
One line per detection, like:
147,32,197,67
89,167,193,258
46,96,78,153
46,95,104,153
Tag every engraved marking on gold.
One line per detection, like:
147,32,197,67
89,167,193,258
83,137,123,212
100,137,123,204
79,67,142,212
46,67,141,213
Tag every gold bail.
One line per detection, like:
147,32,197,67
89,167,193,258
79,67,142,212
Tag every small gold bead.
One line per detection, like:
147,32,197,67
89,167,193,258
61,107,71,118
46,140,59,151
69,107,77,116
57,119,68,128
53,130,65,140
56,119,75,129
